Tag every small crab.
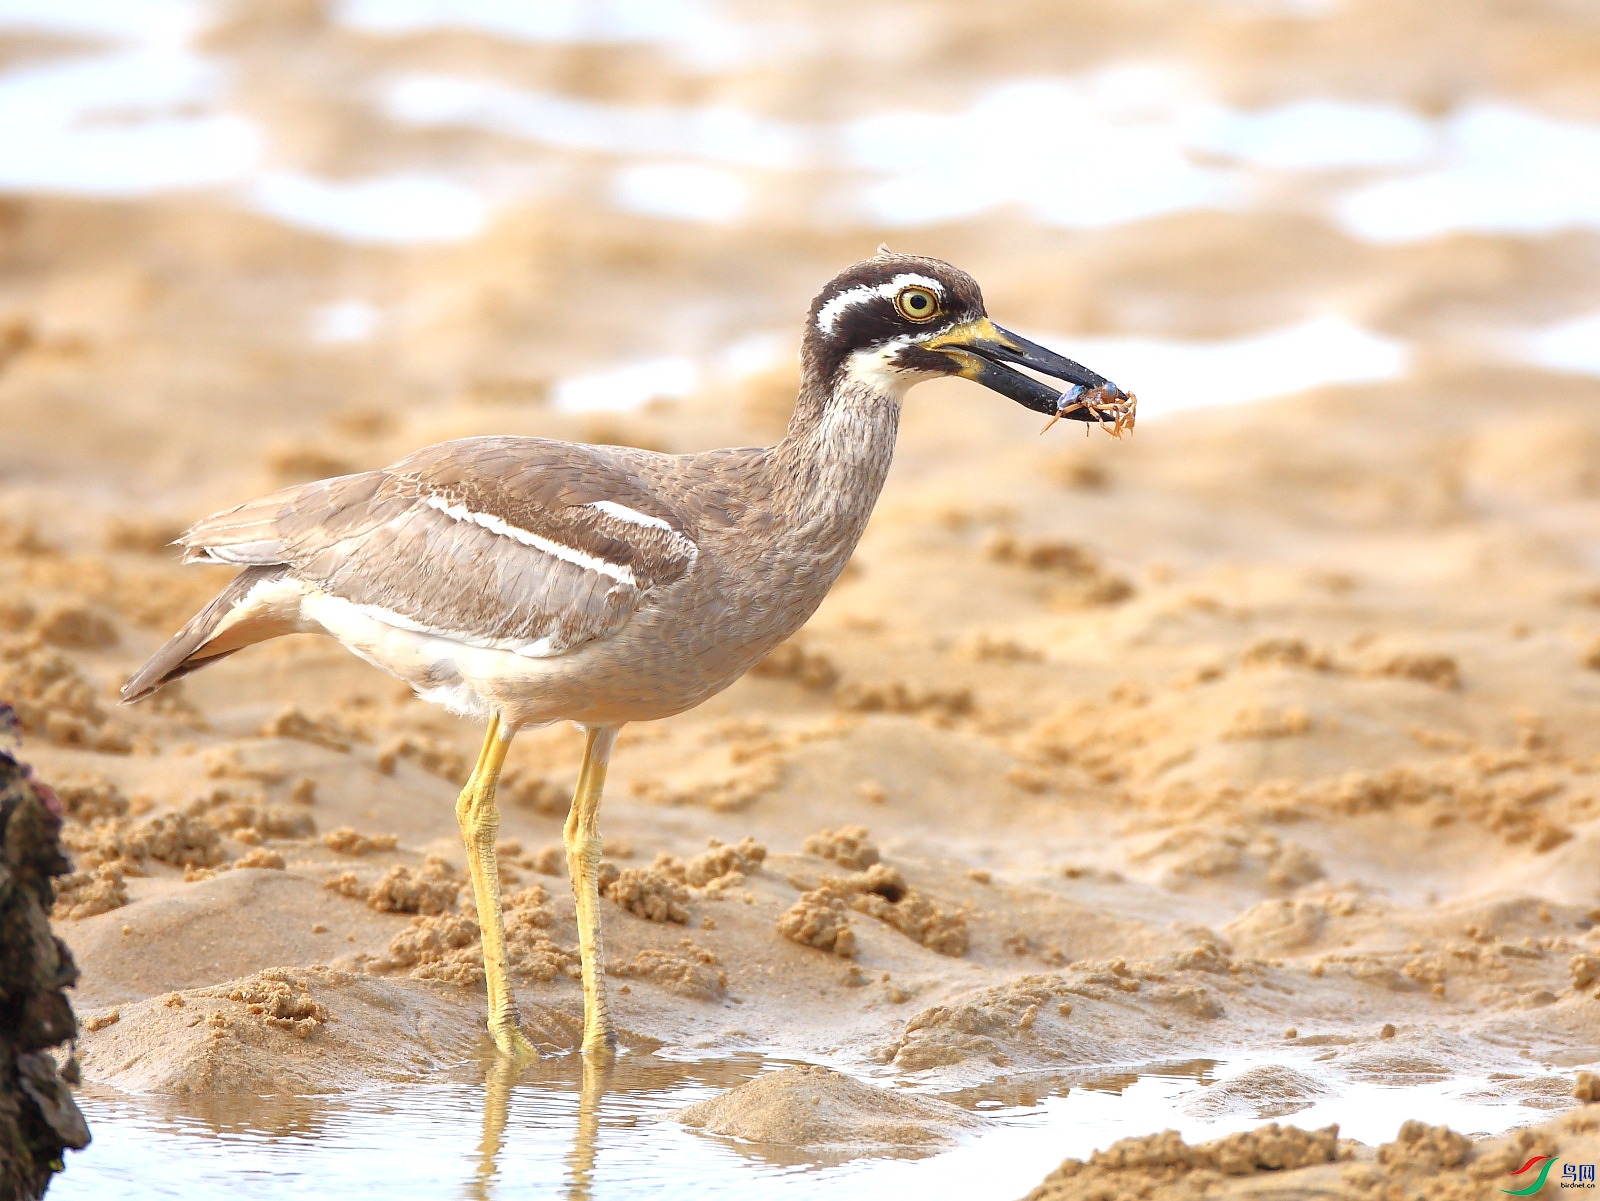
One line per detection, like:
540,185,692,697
1041,383,1137,438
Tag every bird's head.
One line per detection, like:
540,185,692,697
803,251,1131,425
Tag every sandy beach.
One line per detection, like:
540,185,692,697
3,0,1600,1195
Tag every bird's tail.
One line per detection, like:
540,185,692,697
120,565,290,703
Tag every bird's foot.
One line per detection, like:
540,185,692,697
580,1021,617,1060
489,1019,540,1061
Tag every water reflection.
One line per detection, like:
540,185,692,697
64,1049,790,1201
467,1048,784,1201
1075,1058,1220,1096
57,1047,1557,1201
473,1054,518,1201
935,1058,1219,1111
566,1059,604,1201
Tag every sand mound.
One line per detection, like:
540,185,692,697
675,1064,980,1152
609,941,726,1000
1023,1122,1344,1200
68,868,405,1008
74,967,497,1093
1022,1106,1600,1201
1180,1065,1332,1118
882,960,1233,1079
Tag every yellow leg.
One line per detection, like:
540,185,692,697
565,724,620,1056
456,715,537,1059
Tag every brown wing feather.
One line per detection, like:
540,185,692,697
177,471,395,566
172,436,699,657
385,439,697,584
120,565,288,702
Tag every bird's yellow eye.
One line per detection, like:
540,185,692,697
894,285,939,322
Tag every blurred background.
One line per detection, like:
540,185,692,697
1,0,1598,522
8,9,1600,1196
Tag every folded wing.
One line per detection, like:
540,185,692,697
123,437,701,701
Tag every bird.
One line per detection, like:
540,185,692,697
119,252,1133,1060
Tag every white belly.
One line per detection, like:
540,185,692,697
220,577,561,722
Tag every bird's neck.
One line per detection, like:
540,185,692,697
768,372,903,540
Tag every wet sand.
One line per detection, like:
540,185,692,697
2,0,1600,1194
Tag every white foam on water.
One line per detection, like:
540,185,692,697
384,74,806,170
1510,310,1600,377
0,1,264,197
848,77,1600,241
382,69,1600,242
246,172,490,244
3,9,1595,251
1189,99,1434,170
0,0,201,41
0,43,261,195
0,46,217,116
1031,316,1409,417
0,4,492,240
5,12,1576,252
552,356,702,413
713,329,788,378
310,299,382,344
0,109,259,196
335,0,754,71
847,69,1242,229
610,162,749,222
1337,103,1600,242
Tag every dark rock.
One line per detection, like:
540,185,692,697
0,707,89,1199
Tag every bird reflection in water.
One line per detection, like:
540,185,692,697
474,1055,607,1201
471,1050,786,1201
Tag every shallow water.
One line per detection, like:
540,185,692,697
5,0,1600,245
54,1050,1557,1201
6,0,1591,425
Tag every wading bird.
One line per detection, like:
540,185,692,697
121,253,1132,1058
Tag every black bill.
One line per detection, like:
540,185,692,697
925,318,1128,419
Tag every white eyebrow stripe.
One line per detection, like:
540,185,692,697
423,495,637,585
814,273,946,336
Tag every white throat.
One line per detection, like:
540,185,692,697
834,338,927,400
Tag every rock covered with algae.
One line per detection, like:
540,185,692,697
0,703,90,1199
